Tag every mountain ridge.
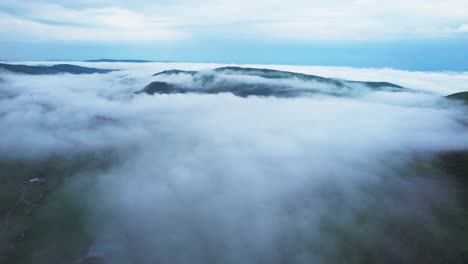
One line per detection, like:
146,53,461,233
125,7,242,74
0,63,116,75
140,66,412,97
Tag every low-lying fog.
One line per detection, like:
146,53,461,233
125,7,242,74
1,62,468,263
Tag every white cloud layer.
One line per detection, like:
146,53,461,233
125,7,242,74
0,0,467,42
1,62,468,262
11,61,468,95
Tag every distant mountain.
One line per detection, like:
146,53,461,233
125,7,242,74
446,91,468,104
85,59,153,63
0,63,116,75
139,66,412,98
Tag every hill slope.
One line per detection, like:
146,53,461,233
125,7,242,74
139,66,413,98
447,91,468,104
0,63,116,75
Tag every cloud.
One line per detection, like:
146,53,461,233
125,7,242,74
263,65,468,95
0,0,467,43
456,24,468,33
0,3,187,42
36,61,468,95
1,63,468,263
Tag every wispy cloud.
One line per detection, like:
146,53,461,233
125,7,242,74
0,2,187,42
0,0,467,43
455,24,468,33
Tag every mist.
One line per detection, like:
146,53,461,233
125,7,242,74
1,62,468,264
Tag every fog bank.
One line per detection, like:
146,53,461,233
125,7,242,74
1,63,468,263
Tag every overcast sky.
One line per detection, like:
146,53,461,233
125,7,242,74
1,0,467,70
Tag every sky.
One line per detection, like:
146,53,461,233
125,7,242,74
0,0,467,70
